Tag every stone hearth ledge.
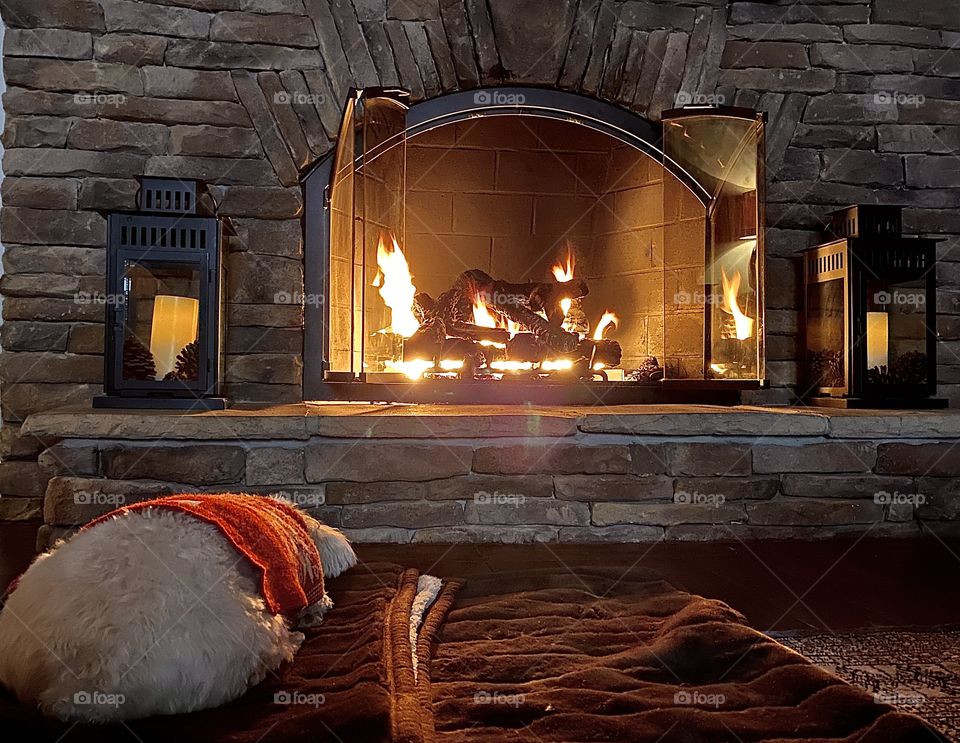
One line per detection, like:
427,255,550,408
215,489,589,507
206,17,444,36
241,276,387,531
23,404,960,549
21,403,960,440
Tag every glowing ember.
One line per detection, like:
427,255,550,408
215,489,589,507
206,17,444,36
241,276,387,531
374,233,419,338
720,268,754,340
490,360,533,371
552,249,575,283
592,311,619,341
385,359,432,380
541,359,574,371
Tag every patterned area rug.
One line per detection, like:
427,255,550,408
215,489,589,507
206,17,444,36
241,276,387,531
772,628,960,740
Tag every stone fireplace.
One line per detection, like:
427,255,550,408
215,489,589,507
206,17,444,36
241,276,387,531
1,0,960,543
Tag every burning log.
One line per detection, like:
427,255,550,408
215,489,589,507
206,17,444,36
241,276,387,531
450,271,580,354
413,292,436,323
403,320,444,361
576,338,622,368
446,323,510,345
506,333,545,363
401,267,622,374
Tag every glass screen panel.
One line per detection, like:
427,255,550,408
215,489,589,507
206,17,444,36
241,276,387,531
328,94,357,374
358,95,408,375
663,113,765,381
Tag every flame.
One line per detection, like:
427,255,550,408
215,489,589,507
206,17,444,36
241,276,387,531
473,294,499,328
474,292,522,340
374,234,420,338
439,359,464,371
552,249,575,283
593,312,618,341
720,268,754,341
552,250,576,328
542,359,574,371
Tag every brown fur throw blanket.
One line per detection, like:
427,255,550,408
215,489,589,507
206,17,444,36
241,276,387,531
426,568,946,742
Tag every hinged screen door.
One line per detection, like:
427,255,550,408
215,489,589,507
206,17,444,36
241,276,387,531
326,88,409,377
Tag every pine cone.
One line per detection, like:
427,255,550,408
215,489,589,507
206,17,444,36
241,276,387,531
122,334,156,381
628,356,664,382
890,351,927,385
808,349,844,387
163,340,200,382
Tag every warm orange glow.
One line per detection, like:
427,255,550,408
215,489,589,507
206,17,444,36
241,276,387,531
592,311,618,341
150,295,199,379
491,360,533,371
488,359,574,372
473,294,498,328
374,233,419,338
385,358,433,380
721,268,754,340
866,312,889,369
552,249,575,283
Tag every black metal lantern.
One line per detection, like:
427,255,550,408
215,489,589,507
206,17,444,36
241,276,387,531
93,178,229,410
802,205,943,408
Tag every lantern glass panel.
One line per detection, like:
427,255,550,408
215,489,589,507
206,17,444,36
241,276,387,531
863,279,928,386
121,260,202,383
806,277,845,389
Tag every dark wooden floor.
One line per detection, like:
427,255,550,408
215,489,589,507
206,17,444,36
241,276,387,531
4,521,960,632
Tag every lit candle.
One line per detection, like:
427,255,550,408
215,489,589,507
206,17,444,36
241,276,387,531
866,311,889,370
150,295,200,379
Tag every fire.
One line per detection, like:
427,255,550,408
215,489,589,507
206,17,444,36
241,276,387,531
374,233,419,338
553,250,576,326
473,293,519,341
720,268,754,341
593,312,618,341
473,294,499,328
552,250,575,282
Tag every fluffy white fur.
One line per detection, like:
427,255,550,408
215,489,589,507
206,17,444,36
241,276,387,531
0,507,356,723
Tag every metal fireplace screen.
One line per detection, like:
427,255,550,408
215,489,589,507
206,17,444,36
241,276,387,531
304,88,766,404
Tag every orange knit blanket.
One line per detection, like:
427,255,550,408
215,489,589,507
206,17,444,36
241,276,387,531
86,494,325,617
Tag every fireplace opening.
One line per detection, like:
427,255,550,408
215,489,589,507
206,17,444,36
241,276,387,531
303,88,766,404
